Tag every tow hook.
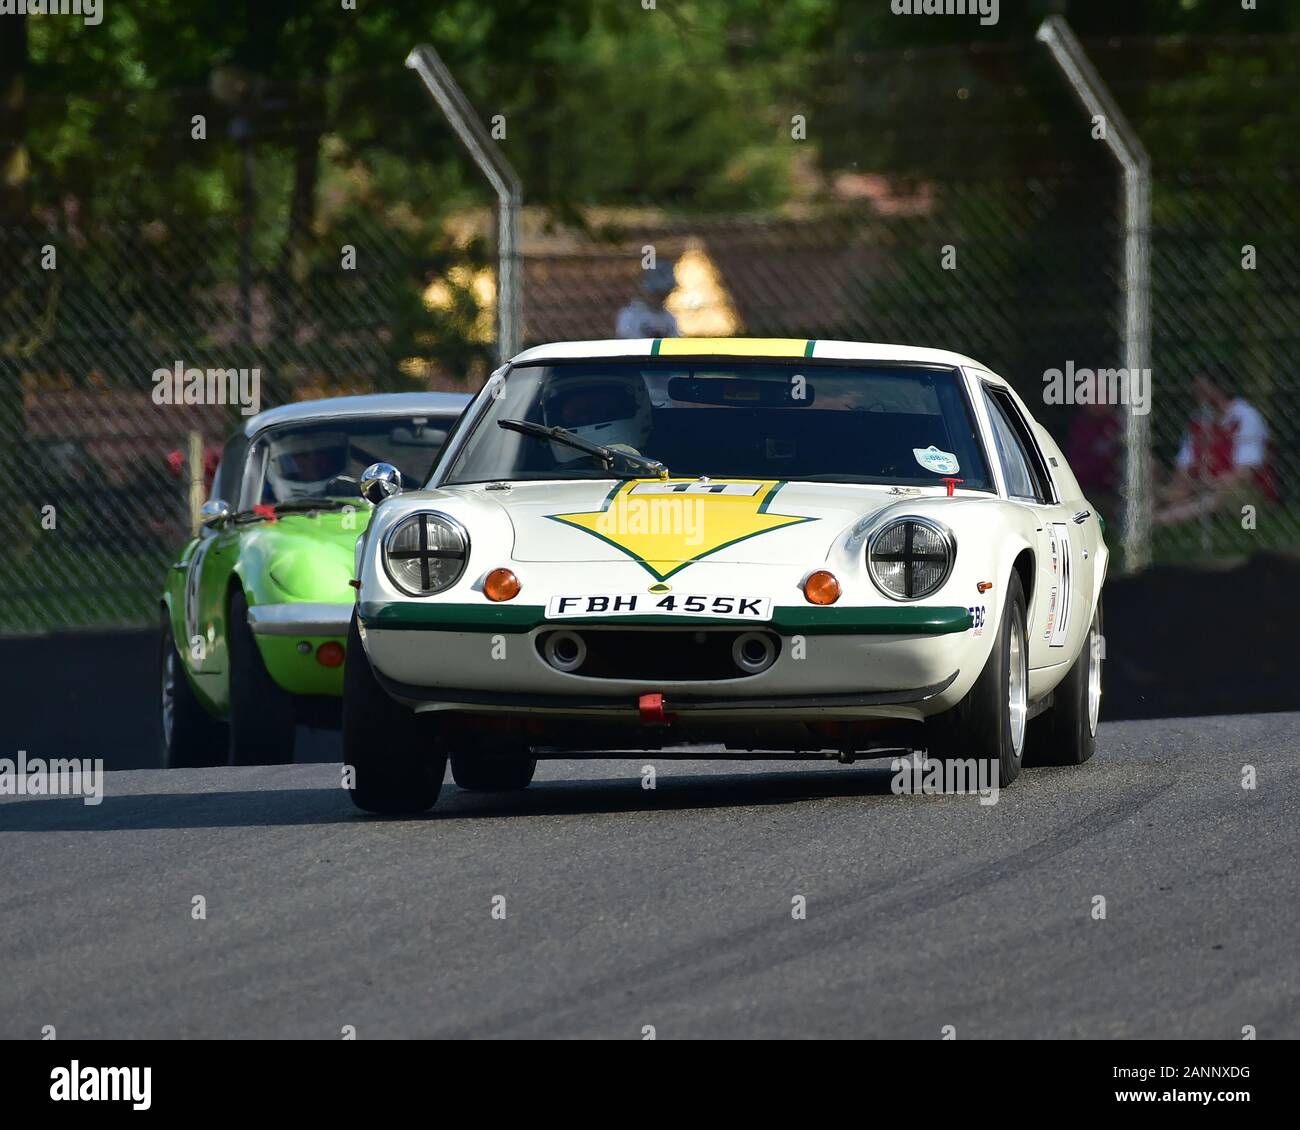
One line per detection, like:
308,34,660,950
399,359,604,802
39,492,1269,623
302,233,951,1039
639,693,672,726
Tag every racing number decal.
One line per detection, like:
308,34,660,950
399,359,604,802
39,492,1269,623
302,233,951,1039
1045,522,1073,647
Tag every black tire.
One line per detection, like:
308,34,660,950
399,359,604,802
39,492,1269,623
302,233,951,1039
927,571,1029,788
451,752,537,792
159,607,228,769
1025,601,1102,767
227,587,296,766
342,612,446,814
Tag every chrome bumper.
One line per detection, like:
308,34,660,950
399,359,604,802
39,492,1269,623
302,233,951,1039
247,602,354,637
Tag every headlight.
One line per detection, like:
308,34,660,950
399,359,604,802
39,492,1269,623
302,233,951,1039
383,512,469,596
867,517,955,601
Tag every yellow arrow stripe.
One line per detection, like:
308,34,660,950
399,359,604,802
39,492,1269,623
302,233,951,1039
549,478,814,581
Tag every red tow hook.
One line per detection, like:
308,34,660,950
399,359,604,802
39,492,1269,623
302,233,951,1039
940,476,964,498
639,692,672,726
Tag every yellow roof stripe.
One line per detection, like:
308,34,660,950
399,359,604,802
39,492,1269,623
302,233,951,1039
653,337,813,358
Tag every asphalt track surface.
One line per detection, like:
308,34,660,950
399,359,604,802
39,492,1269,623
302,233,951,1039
2,711,1297,1039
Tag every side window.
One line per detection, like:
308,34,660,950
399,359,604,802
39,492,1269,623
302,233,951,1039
209,434,246,507
984,388,1053,503
238,440,269,511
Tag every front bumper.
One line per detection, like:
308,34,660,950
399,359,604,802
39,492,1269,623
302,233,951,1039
247,602,354,636
358,600,982,722
357,601,971,637
248,602,354,697
373,668,958,715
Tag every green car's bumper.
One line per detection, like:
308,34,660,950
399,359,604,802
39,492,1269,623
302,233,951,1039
248,602,355,696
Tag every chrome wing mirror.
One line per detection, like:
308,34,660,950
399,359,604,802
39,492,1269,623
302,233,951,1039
199,499,231,529
360,463,402,505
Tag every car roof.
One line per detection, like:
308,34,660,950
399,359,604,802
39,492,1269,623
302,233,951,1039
244,392,471,438
509,337,987,371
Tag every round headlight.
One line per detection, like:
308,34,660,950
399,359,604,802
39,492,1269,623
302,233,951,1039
383,512,469,596
868,517,955,601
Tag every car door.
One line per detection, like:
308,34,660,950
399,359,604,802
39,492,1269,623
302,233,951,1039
980,383,1094,671
184,434,248,694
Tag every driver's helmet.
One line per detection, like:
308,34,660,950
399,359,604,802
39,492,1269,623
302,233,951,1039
265,430,348,501
539,374,653,464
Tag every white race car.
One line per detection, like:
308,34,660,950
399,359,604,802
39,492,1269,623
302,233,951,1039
344,338,1106,814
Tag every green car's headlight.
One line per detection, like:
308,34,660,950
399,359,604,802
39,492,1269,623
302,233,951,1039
382,512,469,596
867,517,955,601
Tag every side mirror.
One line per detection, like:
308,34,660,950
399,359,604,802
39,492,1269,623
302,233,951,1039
200,499,231,529
360,463,402,505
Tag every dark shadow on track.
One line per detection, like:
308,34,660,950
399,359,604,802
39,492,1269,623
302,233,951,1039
0,764,938,832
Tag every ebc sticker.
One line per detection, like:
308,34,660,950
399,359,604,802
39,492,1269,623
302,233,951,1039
967,604,987,636
913,446,960,476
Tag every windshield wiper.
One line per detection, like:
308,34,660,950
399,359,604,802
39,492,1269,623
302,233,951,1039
497,418,668,479
273,498,350,513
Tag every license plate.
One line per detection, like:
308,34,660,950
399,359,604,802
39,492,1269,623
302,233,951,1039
545,593,773,621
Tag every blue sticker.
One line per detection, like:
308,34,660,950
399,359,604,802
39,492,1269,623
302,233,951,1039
913,446,960,475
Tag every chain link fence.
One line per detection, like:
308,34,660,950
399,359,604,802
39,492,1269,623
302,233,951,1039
521,169,1300,568
0,215,484,632
2,37,1297,633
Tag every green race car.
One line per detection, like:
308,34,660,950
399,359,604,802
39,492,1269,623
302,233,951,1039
160,392,470,767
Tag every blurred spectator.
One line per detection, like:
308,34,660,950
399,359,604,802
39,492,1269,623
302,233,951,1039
1065,395,1124,529
165,443,221,496
1156,368,1276,526
615,261,679,338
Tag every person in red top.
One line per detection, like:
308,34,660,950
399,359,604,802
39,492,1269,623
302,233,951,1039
1065,394,1124,529
165,443,221,495
1156,368,1275,526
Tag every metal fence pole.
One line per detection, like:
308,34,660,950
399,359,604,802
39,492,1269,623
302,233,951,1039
1036,16,1152,571
405,45,523,364
187,430,204,535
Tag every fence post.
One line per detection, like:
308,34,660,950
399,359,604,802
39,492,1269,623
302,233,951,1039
1036,16,1152,571
187,430,204,536
405,45,523,365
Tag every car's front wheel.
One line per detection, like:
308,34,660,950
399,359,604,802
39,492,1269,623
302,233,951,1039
926,571,1028,788
451,752,537,792
159,607,228,768
342,612,446,815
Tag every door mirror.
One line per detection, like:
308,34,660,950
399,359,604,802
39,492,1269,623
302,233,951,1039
200,499,231,529
360,463,402,505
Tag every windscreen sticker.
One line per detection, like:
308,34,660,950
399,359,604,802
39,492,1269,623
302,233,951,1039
913,446,960,475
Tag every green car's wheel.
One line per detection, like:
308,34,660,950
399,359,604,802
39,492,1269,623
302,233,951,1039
926,571,1028,789
451,752,537,792
159,607,228,769
227,587,296,766
343,612,446,815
